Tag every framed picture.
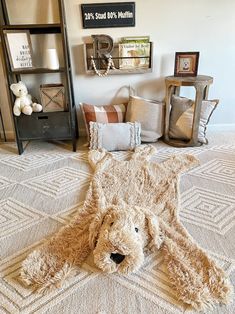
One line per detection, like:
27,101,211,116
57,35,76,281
174,52,199,77
3,30,33,71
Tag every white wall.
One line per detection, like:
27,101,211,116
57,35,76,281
65,0,235,132
1,0,235,136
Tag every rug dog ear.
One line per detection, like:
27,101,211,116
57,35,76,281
145,212,164,251
89,209,109,249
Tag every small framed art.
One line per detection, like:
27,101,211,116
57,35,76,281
174,52,199,77
3,30,33,71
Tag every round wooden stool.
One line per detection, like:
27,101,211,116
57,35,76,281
164,75,213,147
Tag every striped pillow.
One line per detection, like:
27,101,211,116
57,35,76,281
80,103,127,137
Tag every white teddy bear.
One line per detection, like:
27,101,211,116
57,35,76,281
10,81,42,116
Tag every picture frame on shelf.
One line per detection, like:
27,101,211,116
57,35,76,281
3,30,34,71
174,51,199,77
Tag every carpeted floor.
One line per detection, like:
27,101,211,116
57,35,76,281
0,130,234,314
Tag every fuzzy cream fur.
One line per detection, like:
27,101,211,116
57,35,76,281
21,145,233,310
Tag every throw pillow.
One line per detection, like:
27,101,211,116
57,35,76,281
168,95,194,139
89,121,141,151
169,95,218,144
125,95,165,143
80,103,127,137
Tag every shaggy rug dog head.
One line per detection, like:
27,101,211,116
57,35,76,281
89,205,163,274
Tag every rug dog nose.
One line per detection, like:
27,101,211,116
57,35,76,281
110,253,125,264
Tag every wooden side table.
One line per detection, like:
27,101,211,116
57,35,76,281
164,75,213,147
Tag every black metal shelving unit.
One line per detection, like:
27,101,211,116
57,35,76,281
0,0,78,154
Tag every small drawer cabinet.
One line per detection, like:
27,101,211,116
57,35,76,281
17,111,72,140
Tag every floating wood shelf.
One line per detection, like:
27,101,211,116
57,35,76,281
84,42,153,75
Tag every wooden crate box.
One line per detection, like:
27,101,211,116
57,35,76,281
40,84,66,112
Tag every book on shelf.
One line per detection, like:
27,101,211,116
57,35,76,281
121,36,150,43
119,42,150,69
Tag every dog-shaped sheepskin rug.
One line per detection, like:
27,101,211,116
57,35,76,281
21,145,233,310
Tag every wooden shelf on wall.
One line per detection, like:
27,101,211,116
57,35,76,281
84,42,153,75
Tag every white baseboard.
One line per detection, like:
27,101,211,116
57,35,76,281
78,125,235,137
208,124,235,132
3,125,233,142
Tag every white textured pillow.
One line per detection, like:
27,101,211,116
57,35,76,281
125,95,164,143
89,122,141,151
169,95,218,144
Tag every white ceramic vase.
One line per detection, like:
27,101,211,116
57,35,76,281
45,48,59,70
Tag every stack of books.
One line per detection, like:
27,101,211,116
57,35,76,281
119,36,150,70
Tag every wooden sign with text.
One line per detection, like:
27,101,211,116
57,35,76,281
81,2,135,28
3,30,33,71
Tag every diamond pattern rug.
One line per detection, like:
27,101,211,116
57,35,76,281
0,132,234,314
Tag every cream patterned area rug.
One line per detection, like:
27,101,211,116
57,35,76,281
0,130,234,314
